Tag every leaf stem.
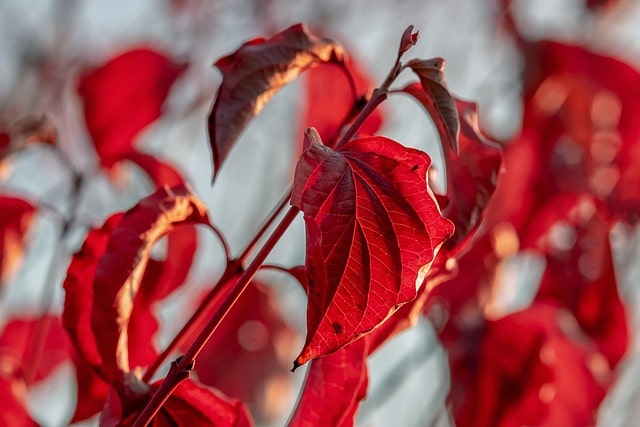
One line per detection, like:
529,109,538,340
132,206,300,427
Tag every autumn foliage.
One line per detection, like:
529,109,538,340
0,4,636,426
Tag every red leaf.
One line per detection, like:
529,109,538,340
0,196,35,290
125,151,186,188
398,25,419,56
301,55,383,148
0,377,38,427
442,98,502,251
291,129,453,366
90,185,209,379
78,49,187,168
289,338,368,427
406,58,460,154
63,213,125,373
523,194,628,367
0,316,69,385
208,23,346,179
190,279,298,423
455,303,609,427
101,376,252,427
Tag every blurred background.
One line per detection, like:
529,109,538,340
1,0,640,426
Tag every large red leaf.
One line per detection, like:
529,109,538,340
0,196,35,290
90,185,209,379
78,49,187,168
406,58,460,154
101,376,252,427
291,128,453,366
288,338,368,427
208,23,346,179
188,279,298,423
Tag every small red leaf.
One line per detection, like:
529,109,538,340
0,196,35,290
208,23,346,179
398,25,419,56
78,49,187,168
405,58,460,154
291,129,453,366
289,338,368,427
125,151,186,188
90,185,209,379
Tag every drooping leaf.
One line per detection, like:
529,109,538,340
0,196,35,290
291,129,453,367
101,376,253,427
288,338,368,427
78,49,187,168
442,98,502,251
406,58,460,154
208,23,346,179
90,185,209,379
402,87,502,251
63,213,125,374
189,279,298,423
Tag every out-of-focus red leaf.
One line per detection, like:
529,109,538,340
406,58,460,154
63,213,124,373
89,185,209,379
291,128,453,367
101,376,252,427
301,54,382,148
78,49,187,168
208,23,346,180
521,193,628,367
0,316,68,385
455,303,609,427
0,378,38,427
189,279,298,423
71,356,111,423
0,196,35,290
125,151,185,188
289,338,368,427
490,40,640,227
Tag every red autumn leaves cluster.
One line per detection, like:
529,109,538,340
0,17,636,427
